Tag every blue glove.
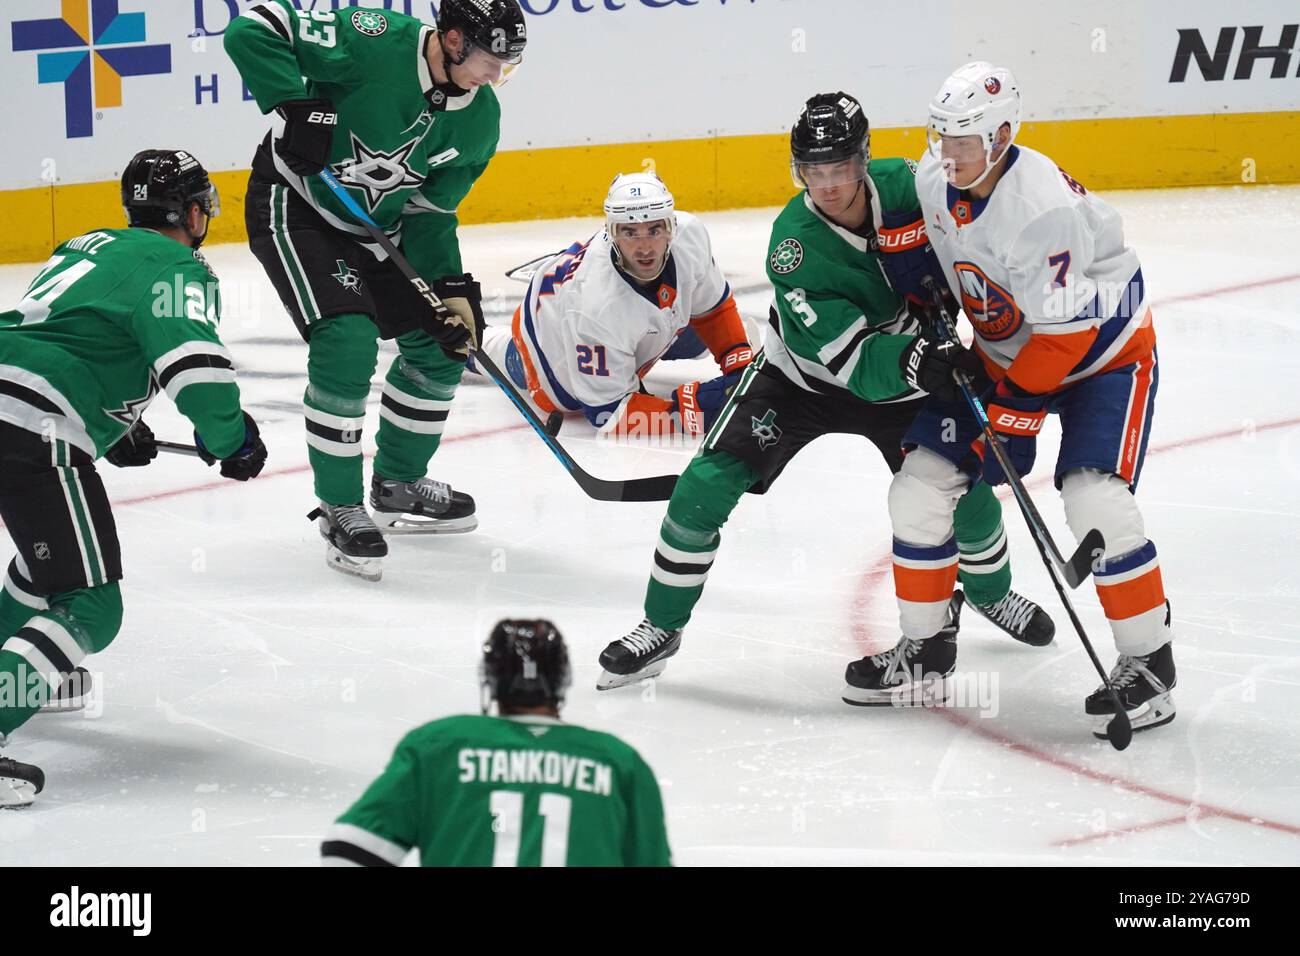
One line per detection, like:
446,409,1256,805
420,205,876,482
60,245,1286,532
980,381,1046,486
876,208,950,308
671,371,741,436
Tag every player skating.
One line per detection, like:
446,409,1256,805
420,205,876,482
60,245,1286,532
225,0,527,581
472,172,755,438
0,150,267,806
877,63,1174,736
598,93,1055,695
322,619,672,866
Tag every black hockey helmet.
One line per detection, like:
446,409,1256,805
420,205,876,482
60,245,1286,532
480,619,571,713
438,0,527,64
790,92,871,188
120,149,219,229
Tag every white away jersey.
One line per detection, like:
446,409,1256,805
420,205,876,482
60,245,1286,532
916,145,1151,392
513,211,730,423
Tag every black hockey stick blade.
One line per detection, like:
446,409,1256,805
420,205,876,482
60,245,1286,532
1059,527,1105,589
156,440,202,458
1105,709,1134,751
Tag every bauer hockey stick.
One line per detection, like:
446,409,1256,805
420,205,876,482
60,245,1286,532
317,169,678,503
922,278,1132,749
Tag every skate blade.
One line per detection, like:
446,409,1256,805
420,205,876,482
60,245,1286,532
1092,692,1175,739
842,676,952,708
0,780,37,808
372,512,479,535
596,660,668,691
324,547,383,582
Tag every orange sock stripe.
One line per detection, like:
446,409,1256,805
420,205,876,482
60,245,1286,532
509,306,559,415
893,561,959,604
1096,566,1166,620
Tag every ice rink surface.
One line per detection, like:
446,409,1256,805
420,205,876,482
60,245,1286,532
2,184,1298,866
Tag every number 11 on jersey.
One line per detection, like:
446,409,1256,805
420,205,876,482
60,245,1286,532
489,790,572,867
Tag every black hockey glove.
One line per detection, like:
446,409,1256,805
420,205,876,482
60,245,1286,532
274,98,337,177
424,274,486,362
899,335,984,402
195,412,268,481
105,418,158,468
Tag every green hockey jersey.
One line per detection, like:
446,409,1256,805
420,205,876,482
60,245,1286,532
322,714,672,867
225,2,500,274
764,158,924,404
0,228,246,460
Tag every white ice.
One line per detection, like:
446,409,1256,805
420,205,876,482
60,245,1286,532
1,185,1298,866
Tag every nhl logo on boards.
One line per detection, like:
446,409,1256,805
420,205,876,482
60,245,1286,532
984,76,1002,94
351,10,387,36
770,238,803,275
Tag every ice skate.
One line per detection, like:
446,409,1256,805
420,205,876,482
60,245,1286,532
307,502,388,582
37,667,93,714
1086,641,1176,739
970,589,1055,646
842,592,963,706
369,475,478,534
0,745,43,809
596,619,682,690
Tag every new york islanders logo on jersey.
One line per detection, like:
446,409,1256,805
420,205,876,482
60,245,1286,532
953,262,1023,341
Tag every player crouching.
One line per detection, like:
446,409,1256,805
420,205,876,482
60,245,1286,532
0,150,267,806
473,173,755,440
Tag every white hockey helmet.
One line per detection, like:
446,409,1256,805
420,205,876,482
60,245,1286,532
604,172,677,279
926,62,1021,188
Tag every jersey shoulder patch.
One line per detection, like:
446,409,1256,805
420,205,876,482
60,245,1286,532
769,237,804,275
350,9,388,36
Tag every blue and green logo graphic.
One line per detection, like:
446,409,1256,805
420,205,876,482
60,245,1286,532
12,0,171,139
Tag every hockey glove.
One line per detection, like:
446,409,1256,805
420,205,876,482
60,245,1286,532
425,274,486,361
105,418,158,468
876,208,949,309
671,373,739,437
274,98,338,177
195,412,268,482
899,335,983,401
979,381,1047,486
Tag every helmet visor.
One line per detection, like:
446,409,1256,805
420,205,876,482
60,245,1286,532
791,154,866,190
200,183,221,219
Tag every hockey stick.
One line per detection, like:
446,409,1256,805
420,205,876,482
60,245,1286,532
317,169,677,502
923,279,1132,750
156,440,202,457
505,249,564,284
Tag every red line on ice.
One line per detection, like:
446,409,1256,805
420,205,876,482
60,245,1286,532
850,416,1300,846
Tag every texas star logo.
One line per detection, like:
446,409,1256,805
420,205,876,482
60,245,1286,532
105,378,158,429
331,132,426,213
332,259,362,294
351,10,387,36
750,408,782,450
770,238,803,275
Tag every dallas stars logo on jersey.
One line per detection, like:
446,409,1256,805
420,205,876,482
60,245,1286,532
332,132,426,213
332,259,362,294
751,409,782,449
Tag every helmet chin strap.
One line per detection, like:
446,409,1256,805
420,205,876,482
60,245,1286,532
954,140,1012,192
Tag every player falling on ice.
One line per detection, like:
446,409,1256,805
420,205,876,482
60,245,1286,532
471,172,755,437
874,62,1175,736
0,150,268,806
224,0,527,581
597,93,1055,694
321,619,672,866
